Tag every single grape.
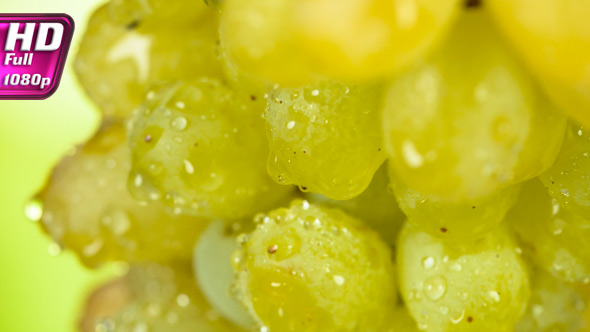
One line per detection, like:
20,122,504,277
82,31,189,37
233,200,397,332
397,222,530,332
79,262,242,332
390,171,521,241
128,79,293,219
265,80,386,200
486,0,590,127
34,122,207,268
515,268,589,332
74,3,221,118
305,163,405,246
194,220,255,329
506,179,590,284
382,9,566,201
219,0,460,85
540,124,590,219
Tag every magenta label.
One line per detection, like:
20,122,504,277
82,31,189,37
0,14,74,100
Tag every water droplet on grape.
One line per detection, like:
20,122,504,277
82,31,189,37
24,199,43,222
422,256,435,269
424,275,447,301
171,116,188,131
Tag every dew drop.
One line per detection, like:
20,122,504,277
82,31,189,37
48,243,62,256
183,159,195,174
488,290,501,303
176,294,190,307
333,275,345,286
171,117,188,131
450,263,462,272
422,257,435,269
423,275,447,301
24,199,43,222
402,140,424,168
134,174,143,187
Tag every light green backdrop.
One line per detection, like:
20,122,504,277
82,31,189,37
0,1,118,331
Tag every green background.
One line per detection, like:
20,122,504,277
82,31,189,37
0,1,118,331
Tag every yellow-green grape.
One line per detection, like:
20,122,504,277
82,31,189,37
540,124,590,219
194,220,255,329
219,0,460,85
390,172,521,241
33,122,206,268
265,80,386,200
128,79,293,219
107,0,212,28
233,200,397,332
80,263,242,332
486,0,590,127
74,3,221,118
305,163,405,246
515,268,589,332
397,222,530,332
506,179,590,284
382,9,566,201
383,306,420,332
219,45,267,106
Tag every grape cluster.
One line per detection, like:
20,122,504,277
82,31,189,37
31,0,590,331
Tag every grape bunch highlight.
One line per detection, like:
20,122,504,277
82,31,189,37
29,0,590,331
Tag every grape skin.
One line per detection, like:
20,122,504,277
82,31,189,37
390,172,521,241
74,4,221,118
193,220,255,329
265,80,386,200
506,179,590,284
233,200,397,332
36,122,207,268
486,0,590,127
79,263,241,332
107,0,212,28
540,124,590,220
305,163,405,246
397,222,530,332
514,268,589,332
382,9,566,201
128,79,293,219
219,0,460,85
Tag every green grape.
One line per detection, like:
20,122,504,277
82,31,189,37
397,222,530,332
202,0,222,10
390,171,521,241
506,179,590,284
486,0,590,128
107,0,212,28
265,80,386,200
219,0,460,85
33,122,207,268
382,9,566,201
305,163,405,246
80,262,242,332
219,45,268,107
128,79,293,219
540,124,590,219
194,220,255,329
515,268,589,332
74,3,221,118
233,199,397,332
383,306,420,332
